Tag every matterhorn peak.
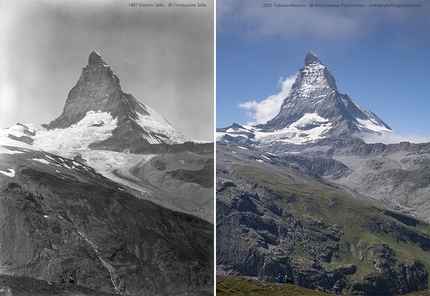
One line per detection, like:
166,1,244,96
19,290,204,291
88,50,108,66
264,52,391,136
218,52,392,149
304,51,322,66
42,51,189,150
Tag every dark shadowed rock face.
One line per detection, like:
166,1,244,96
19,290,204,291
89,50,108,66
0,149,213,296
43,51,189,149
45,51,148,129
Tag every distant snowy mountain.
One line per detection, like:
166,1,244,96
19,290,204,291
217,52,392,148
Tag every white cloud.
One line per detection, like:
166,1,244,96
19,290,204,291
217,0,427,43
239,75,296,125
359,132,430,144
218,0,360,42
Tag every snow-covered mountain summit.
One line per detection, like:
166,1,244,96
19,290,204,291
43,51,189,151
217,52,392,149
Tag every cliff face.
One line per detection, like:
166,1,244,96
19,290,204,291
0,147,213,295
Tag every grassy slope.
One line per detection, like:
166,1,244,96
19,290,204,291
216,275,430,296
402,290,430,296
231,163,430,287
216,275,329,296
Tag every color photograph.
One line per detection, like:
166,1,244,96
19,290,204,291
216,0,430,295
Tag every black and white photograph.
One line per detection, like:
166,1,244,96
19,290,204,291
0,0,214,295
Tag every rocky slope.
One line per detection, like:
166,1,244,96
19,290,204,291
216,144,430,295
0,144,213,295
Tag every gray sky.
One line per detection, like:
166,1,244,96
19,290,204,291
0,0,214,141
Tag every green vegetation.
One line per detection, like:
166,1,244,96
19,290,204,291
402,290,430,296
216,275,430,296
230,163,430,290
216,275,330,296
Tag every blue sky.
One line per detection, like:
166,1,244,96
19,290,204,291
216,0,430,141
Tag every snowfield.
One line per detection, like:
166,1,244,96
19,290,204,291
256,113,332,145
33,111,118,150
218,113,333,145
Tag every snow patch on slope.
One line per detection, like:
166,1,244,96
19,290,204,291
0,129,38,152
32,158,50,165
0,169,15,177
338,97,392,135
0,124,35,138
358,132,430,144
256,113,332,145
135,105,189,144
0,146,25,154
355,118,392,134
